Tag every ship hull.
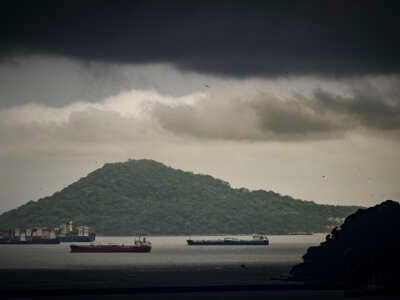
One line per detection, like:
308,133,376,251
57,235,95,242
70,244,151,253
187,239,269,246
0,239,60,244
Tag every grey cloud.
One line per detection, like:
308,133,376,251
1,77,399,150
0,110,166,157
0,56,220,109
151,79,400,141
151,100,265,140
0,56,127,108
60,109,163,143
251,96,341,134
313,80,400,130
152,93,346,141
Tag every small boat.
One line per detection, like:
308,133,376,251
70,236,151,253
187,234,269,246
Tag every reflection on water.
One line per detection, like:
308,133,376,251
0,234,325,270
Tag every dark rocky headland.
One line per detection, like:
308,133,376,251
290,200,400,294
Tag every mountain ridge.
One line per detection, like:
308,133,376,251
0,159,360,235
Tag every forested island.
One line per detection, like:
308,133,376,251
0,159,359,235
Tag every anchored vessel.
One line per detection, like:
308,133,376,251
56,221,95,242
70,236,151,253
0,221,95,244
0,227,60,244
187,234,269,246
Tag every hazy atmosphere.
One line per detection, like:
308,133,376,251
1,0,399,213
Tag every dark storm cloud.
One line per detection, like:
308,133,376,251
1,0,399,77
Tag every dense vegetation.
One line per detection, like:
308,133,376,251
0,159,359,235
290,200,400,289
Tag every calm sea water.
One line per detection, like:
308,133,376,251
0,234,325,270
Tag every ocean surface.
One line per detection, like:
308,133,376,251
2,235,396,299
0,234,325,270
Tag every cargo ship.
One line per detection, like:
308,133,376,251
70,237,151,253
0,222,95,244
0,227,60,244
187,234,269,246
56,221,95,242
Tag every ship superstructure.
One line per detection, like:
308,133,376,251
55,221,96,242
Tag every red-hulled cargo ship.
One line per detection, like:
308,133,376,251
70,237,151,253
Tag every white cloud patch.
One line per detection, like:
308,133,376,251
0,89,207,156
0,89,205,125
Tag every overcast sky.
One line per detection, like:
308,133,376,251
0,0,399,213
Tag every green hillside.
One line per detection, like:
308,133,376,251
0,159,359,235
